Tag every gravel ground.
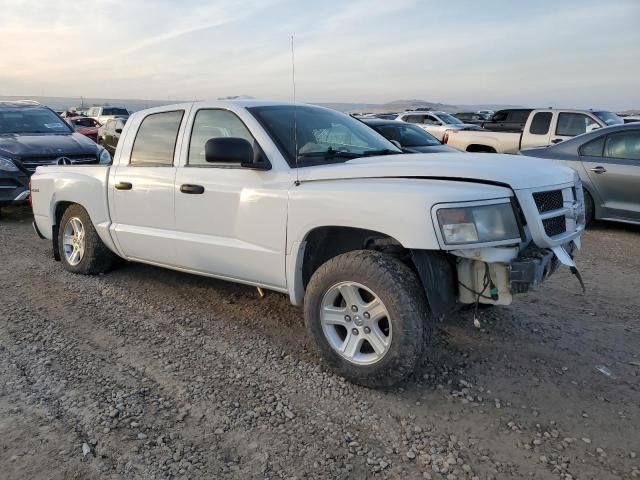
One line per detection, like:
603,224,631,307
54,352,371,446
0,205,638,479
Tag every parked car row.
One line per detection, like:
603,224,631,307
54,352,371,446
0,101,110,210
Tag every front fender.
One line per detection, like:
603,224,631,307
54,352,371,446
285,177,512,304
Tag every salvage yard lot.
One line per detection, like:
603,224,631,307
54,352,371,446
0,205,638,479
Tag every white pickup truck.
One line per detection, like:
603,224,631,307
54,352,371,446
444,109,623,153
30,100,585,387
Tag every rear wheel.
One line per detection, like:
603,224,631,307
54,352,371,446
304,250,431,388
58,204,116,274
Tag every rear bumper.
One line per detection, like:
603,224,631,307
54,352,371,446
0,170,29,206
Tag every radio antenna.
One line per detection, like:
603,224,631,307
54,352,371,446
291,35,300,186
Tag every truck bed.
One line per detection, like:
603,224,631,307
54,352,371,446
445,129,522,154
31,165,112,243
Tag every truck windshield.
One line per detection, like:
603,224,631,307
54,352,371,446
0,107,73,134
593,111,624,126
249,105,401,166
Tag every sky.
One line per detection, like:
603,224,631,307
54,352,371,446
1,0,639,110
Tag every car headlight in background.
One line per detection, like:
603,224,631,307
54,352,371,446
0,156,19,172
436,202,521,245
99,148,112,164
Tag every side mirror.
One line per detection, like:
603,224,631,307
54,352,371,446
205,137,270,170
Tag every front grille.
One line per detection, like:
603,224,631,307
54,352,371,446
542,215,566,237
533,189,563,212
18,155,98,174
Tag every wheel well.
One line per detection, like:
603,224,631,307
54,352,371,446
52,201,74,261
466,144,496,153
301,226,406,289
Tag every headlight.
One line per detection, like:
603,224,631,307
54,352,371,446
99,148,112,164
0,156,19,172
436,202,521,245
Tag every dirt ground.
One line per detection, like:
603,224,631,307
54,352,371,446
0,205,638,479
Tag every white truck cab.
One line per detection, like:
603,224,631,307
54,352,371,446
30,100,585,387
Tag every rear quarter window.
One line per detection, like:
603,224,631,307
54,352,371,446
579,136,605,157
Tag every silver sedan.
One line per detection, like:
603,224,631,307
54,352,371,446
522,123,640,225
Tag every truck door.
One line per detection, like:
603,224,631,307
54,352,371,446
173,108,288,289
581,129,640,221
520,111,552,149
110,109,186,265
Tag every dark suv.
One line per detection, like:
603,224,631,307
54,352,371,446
0,101,109,210
481,109,533,132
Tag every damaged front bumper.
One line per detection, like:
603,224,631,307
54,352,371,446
454,240,580,306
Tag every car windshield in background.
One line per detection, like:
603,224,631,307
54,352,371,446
438,113,463,125
372,124,441,147
594,111,624,126
0,107,72,134
103,108,128,116
249,105,401,166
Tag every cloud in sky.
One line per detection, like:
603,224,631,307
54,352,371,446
0,0,638,109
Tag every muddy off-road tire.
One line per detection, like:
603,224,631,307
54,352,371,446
304,250,431,388
58,204,116,274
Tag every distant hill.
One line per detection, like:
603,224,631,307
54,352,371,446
317,100,525,114
0,95,184,113
0,95,526,115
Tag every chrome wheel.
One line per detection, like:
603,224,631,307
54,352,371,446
62,216,86,266
320,281,392,365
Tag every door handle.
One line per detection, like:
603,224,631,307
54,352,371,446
589,166,607,174
115,181,132,190
180,184,205,194
551,138,563,144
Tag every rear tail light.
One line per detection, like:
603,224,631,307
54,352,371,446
27,178,32,206
443,132,449,144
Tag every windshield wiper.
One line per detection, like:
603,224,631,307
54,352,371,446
297,147,362,161
361,149,401,157
297,147,401,161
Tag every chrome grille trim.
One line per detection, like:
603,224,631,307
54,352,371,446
514,179,585,249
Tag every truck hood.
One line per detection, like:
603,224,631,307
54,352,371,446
299,152,577,190
0,132,99,158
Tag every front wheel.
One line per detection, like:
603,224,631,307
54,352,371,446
584,189,595,226
58,204,116,274
304,250,431,388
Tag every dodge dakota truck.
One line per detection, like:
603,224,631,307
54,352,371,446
444,109,623,153
30,100,585,387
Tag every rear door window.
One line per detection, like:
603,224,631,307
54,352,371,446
529,112,552,135
130,110,184,166
403,115,423,124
